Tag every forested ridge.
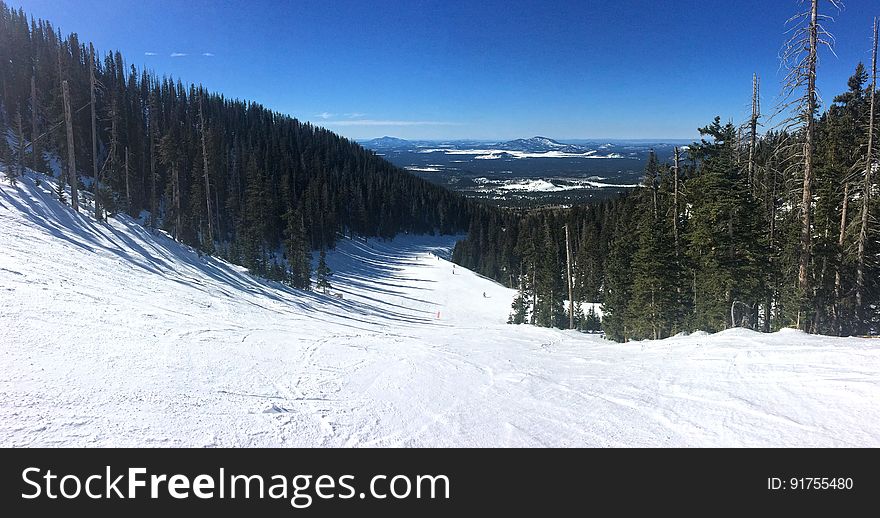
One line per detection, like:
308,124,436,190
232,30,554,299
0,1,471,287
2,1,878,341
459,89,878,339
455,5,880,339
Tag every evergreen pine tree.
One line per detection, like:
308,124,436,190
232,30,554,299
284,208,312,290
583,306,601,332
629,208,677,339
508,281,530,324
601,206,637,341
534,221,563,327
316,249,332,292
685,117,765,332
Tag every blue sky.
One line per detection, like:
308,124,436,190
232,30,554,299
11,0,880,140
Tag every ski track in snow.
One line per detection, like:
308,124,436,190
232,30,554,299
1,171,879,447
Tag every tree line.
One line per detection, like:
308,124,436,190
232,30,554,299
1,1,877,340
455,2,879,340
0,1,472,288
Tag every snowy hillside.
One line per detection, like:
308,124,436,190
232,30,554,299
1,171,879,447
497,136,584,153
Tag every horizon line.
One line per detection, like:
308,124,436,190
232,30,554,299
354,136,697,142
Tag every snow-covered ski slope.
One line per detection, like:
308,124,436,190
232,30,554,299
1,172,879,447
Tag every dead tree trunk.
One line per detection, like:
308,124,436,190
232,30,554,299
673,146,680,257
173,161,181,240
214,172,221,242
748,73,760,194
56,48,66,199
109,100,119,196
124,146,130,213
30,73,38,171
90,43,100,220
764,154,779,333
149,96,157,228
62,80,78,212
796,0,820,329
833,181,848,332
856,18,878,331
736,127,743,167
199,95,214,245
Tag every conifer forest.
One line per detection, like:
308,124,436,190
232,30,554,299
1,0,878,341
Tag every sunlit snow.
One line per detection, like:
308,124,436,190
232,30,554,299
1,171,878,447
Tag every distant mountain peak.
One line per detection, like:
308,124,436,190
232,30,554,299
498,136,583,153
529,136,560,144
362,136,412,149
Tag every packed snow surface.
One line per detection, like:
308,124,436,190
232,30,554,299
1,172,879,447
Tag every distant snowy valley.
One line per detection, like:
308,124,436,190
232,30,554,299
360,136,684,205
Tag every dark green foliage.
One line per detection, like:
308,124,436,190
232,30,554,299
627,151,683,340
508,278,531,324
284,209,312,290
455,201,618,332
0,1,471,279
457,85,879,340
600,206,637,341
1,2,877,340
316,250,332,292
581,306,601,332
684,119,766,333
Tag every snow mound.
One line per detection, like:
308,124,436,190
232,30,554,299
2,171,880,447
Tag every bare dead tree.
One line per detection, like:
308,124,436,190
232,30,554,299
833,180,848,331
214,165,222,242
11,105,24,183
797,0,819,312
30,72,39,171
62,79,78,212
90,43,100,220
735,127,743,167
149,92,158,228
855,17,878,331
199,94,214,245
55,43,67,202
108,97,120,216
775,0,841,329
673,146,681,257
173,161,180,239
125,145,130,213
748,73,761,193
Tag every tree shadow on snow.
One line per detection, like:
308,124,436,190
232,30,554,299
2,173,455,331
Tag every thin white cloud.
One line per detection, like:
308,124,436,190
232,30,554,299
170,52,188,57
144,51,158,56
345,112,367,118
324,119,461,127
202,52,215,57
316,112,336,120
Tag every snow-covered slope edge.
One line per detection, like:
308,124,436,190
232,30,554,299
1,172,879,447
